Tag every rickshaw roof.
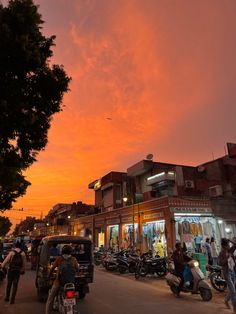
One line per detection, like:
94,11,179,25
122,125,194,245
41,235,92,245
38,235,92,266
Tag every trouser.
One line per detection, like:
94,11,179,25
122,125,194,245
212,257,218,266
6,270,20,302
224,270,236,311
45,284,60,314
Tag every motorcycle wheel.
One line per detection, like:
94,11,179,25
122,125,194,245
156,267,167,277
210,273,227,292
199,288,212,301
139,265,148,277
170,285,180,297
128,265,136,273
135,270,140,279
118,265,127,274
94,259,101,266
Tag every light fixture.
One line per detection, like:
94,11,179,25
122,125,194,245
67,215,71,219
225,227,231,233
218,220,223,224
147,172,165,181
123,196,128,203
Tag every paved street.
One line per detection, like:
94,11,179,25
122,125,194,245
0,265,232,314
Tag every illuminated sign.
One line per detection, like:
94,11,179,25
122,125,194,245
94,179,101,190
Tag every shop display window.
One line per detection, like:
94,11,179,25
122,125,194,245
122,224,138,249
175,216,220,253
108,225,119,251
142,220,166,256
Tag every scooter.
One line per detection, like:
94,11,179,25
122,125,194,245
166,260,212,301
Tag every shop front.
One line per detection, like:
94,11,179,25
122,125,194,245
170,206,220,253
106,217,120,251
94,219,105,248
141,211,167,256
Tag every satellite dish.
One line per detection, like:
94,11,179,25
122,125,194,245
197,165,205,173
146,153,153,160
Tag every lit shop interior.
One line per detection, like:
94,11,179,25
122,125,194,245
174,213,229,252
107,225,119,250
122,223,138,249
142,220,166,256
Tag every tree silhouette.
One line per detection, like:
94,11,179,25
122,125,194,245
0,0,71,211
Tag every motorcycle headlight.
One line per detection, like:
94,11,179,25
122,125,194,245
193,261,199,267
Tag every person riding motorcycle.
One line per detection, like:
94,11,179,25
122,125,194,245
45,244,79,314
172,242,192,294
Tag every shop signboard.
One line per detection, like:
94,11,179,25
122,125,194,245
143,212,164,222
121,215,138,224
95,220,105,228
106,217,120,225
170,207,212,214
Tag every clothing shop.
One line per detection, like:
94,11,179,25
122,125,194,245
141,212,167,256
171,207,220,252
106,217,120,251
94,219,105,248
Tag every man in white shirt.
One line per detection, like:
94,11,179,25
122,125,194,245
0,241,26,304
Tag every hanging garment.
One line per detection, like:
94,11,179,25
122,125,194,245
182,221,191,234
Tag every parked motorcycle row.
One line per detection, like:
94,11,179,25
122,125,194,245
95,248,168,279
94,248,227,302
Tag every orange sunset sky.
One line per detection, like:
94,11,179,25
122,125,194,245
2,0,236,229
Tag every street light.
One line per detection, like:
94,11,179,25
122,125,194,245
67,215,71,219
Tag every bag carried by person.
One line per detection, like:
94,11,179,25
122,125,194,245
9,250,23,272
58,258,76,286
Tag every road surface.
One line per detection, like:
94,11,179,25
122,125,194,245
0,265,231,314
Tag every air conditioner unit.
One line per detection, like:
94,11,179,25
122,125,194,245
185,180,194,189
209,185,223,197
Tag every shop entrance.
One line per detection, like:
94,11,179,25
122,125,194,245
142,220,166,257
122,223,138,249
107,225,119,251
175,215,219,253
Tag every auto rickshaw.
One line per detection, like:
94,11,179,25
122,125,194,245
35,235,94,302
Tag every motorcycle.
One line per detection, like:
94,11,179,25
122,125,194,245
207,264,227,292
117,251,139,274
94,250,104,266
166,260,212,301
53,283,78,314
135,251,167,279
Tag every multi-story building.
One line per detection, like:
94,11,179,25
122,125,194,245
73,142,236,253
88,171,128,212
45,201,94,235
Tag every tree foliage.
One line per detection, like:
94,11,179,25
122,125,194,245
0,216,12,236
13,216,43,235
0,0,71,211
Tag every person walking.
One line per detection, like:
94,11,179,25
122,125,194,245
204,238,213,265
210,237,219,266
0,241,26,304
218,238,236,313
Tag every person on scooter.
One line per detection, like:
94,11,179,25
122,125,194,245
172,242,192,294
45,244,79,314
218,238,236,313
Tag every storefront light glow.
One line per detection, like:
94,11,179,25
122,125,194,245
145,220,165,224
225,228,231,233
147,172,165,181
174,213,202,217
218,219,223,224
